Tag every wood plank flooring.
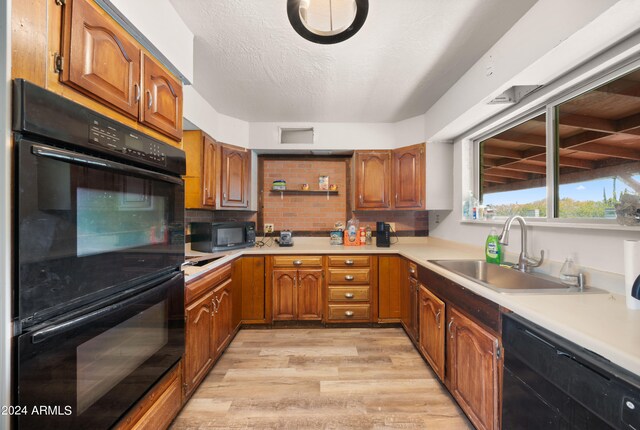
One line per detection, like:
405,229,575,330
171,328,472,429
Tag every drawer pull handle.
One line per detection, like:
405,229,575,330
435,309,441,327
345,259,354,265
344,275,354,281
345,311,354,317
293,260,302,266
344,293,354,299
448,318,455,339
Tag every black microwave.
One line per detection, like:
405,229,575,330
190,222,256,252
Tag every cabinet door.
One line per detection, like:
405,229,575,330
419,285,445,381
408,277,419,342
212,279,233,359
400,260,411,331
220,146,250,208
448,307,500,430
184,291,214,397
297,269,323,321
355,151,391,209
61,0,140,118
240,257,266,323
392,144,424,209
272,270,297,321
140,53,183,141
378,256,401,320
202,136,217,207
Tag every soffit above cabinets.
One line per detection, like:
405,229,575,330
169,0,536,123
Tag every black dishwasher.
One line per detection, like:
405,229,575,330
502,313,639,430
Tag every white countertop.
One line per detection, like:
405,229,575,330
183,236,640,376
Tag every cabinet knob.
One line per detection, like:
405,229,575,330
344,275,354,281
345,259,354,265
344,310,354,317
293,260,302,266
409,268,416,275
344,292,354,299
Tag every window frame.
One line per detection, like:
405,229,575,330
472,55,640,226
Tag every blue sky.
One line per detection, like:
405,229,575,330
483,175,639,205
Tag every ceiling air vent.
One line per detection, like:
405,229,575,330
487,85,542,105
279,127,315,144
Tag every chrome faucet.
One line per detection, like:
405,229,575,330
498,215,544,272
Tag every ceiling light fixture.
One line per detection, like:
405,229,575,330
287,0,369,44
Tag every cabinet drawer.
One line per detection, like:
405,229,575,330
272,255,323,268
328,286,370,302
185,264,231,304
327,268,370,284
408,261,418,279
327,304,370,321
327,255,371,267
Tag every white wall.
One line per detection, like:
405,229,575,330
108,0,194,82
182,86,250,147
249,122,397,151
424,0,640,142
394,114,426,147
1,0,11,428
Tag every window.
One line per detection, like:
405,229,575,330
556,69,640,222
480,113,546,218
476,63,640,226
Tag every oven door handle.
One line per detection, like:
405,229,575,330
31,143,183,186
30,273,181,344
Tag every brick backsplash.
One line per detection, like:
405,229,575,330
262,159,348,233
355,211,429,237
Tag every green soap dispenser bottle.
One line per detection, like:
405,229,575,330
485,228,502,264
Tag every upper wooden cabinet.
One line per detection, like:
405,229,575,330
140,53,183,140
183,131,216,209
60,0,182,141
354,151,392,209
61,0,140,118
393,143,425,209
220,145,251,209
354,143,425,210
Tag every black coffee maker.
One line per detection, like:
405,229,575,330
376,222,391,247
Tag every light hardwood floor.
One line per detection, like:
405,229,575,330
171,328,473,429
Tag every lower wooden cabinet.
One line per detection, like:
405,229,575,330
237,256,266,323
418,285,445,381
184,291,214,396
447,306,501,430
183,264,234,399
378,256,401,321
212,278,233,358
272,268,323,321
114,361,183,430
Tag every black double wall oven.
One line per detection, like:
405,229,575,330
13,80,186,429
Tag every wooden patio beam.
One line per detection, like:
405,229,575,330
483,168,530,180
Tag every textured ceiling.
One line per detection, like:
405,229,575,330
170,0,537,123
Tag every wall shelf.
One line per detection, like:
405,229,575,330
269,189,339,200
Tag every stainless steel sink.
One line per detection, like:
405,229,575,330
429,259,606,294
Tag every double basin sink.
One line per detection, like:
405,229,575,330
429,259,605,294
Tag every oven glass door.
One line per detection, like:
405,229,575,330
16,273,184,430
17,138,185,325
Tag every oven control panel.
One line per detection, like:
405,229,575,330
88,116,167,166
